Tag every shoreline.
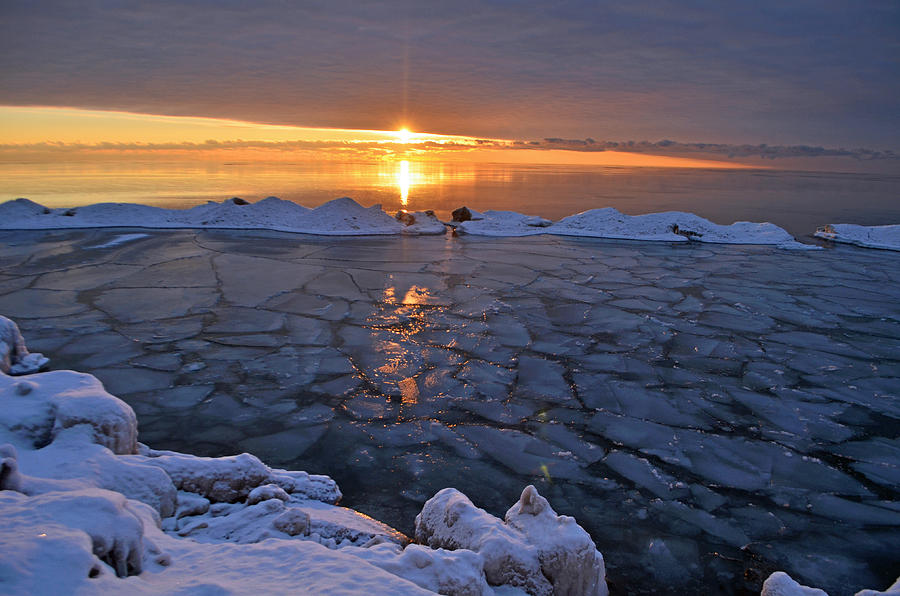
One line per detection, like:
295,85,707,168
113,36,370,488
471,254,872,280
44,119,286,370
3,195,898,250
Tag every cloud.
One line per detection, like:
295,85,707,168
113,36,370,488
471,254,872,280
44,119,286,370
0,1,898,148
1,136,895,164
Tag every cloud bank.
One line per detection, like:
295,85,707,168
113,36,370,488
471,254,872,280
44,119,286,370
1,1,898,148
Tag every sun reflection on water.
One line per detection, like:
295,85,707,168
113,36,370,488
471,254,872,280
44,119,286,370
398,160,410,206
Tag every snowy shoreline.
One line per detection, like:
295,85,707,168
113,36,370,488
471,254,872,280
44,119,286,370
4,195,896,250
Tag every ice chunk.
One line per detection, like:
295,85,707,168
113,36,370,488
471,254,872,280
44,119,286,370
415,487,552,594
0,315,49,375
761,571,828,596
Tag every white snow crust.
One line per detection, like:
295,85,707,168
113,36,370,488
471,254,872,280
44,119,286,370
0,197,444,237
814,223,900,251
0,196,835,247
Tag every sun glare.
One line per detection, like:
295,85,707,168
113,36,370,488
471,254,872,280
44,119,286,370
397,128,412,144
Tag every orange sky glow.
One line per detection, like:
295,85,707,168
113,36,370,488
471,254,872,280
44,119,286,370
0,106,754,170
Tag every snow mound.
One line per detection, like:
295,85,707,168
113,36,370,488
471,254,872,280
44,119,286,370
345,542,492,596
415,485,608,596
0,196,441,236
814,223,900,251
138,448,341,504
552,208,809,247
0,370,137,455
0,315,49,375
0,488,147,578
457,210,554,236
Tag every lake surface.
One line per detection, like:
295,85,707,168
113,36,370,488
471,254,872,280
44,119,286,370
2,160,898,239
1,228,897,595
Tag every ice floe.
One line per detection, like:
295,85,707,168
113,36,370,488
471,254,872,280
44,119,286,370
814,223,900,251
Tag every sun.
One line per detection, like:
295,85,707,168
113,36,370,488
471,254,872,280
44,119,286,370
396,128,412,143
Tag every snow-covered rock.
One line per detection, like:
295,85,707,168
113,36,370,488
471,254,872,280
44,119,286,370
0,315,49,375
138,448,341,504
0,370,137,455
415,485,608,595
814,223,900,251
505,485,608,596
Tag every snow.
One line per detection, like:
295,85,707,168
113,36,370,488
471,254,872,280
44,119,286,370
0,196,839,247
814,223,900,251
0,315,49,375
459,206,816,248
0,196,443,237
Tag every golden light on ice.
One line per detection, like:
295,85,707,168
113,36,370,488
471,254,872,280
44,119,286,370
398,159,411,205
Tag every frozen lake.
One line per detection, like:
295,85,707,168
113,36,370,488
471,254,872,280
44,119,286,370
1,228,898,594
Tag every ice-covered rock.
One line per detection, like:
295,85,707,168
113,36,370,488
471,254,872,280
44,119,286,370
0,370,137,455
814,223,900,251
0,315,49,375
139,450,275,503
415,486,608,595
505,485,608,596
246,483,291,505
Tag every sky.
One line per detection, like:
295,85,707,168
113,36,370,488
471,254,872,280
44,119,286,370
0,1,898,166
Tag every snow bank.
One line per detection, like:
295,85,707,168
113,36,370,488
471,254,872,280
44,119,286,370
814,223,900,251
459,207,813,248
0,197,835,247
0,197,445,237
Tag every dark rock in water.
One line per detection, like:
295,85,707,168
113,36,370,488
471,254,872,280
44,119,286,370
230,197,250,206
63,209,77,216
452,206,473,222
424,210,435,217
395,211,416,226
670,223,702,239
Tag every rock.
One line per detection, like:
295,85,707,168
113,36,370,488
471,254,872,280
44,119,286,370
396,211,417,226
247,483,291,505
273,508,311,536
452,206,473,222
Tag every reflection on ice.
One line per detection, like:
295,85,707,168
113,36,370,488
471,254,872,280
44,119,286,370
1,228,899,594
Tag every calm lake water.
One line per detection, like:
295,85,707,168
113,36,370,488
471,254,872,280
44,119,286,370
2,160,898,239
